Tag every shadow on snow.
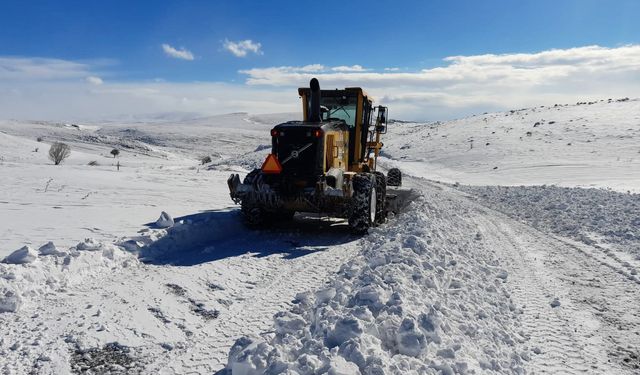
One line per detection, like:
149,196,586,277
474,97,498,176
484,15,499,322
138,209,358,266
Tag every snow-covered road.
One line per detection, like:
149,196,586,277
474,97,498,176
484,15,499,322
449,181,640,374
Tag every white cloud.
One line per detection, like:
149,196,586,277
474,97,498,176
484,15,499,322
236,45,640,119
2,45,640,122
86,76,103,85
223,39,263,57
0,57,91,80
332,65,368,72
161,44,195,61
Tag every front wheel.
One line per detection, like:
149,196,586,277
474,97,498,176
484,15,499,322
241,203,266,228
373,171,387,224
349,174,375,234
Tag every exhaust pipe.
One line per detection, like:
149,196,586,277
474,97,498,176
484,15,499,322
308,78,321,122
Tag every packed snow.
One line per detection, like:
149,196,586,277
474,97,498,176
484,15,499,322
1,99,639,374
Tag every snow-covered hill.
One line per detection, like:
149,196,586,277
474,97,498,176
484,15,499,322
383,98,640,192
1,101,639,374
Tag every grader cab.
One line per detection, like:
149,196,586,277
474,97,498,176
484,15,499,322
228,78,403,234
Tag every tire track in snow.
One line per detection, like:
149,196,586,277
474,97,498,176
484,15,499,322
475,217,603,374
156,236,361,374
407,176,640,374
459,189,640,374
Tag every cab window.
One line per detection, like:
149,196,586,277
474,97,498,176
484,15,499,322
316,95,357,127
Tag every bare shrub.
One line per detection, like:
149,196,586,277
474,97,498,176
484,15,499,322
48,142,71,165
87,160,99,166
200,155,212,165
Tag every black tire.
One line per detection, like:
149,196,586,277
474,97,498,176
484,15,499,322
373,171,387,224
349,173,375,234
239,169,266,228
241,202,266,228
387,168,402,187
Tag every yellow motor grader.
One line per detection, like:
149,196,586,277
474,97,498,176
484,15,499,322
228,78,403,234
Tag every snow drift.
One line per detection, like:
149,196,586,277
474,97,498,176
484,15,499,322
222,197,527,374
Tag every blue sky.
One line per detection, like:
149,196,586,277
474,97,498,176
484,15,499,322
1,0,640,120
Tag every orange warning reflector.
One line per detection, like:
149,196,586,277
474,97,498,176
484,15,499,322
261,154,282,174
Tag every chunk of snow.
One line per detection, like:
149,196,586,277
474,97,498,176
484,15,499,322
327,317,363,348
327,356,360,375
227,336,276,375
274,311,306,336
38,241,65,256
2,246,37,264
497,269,509,280
76,238,102,251
396,318,427,357
0,290,22,313
156,211,174,228
101,244,125,260
315,287,336,304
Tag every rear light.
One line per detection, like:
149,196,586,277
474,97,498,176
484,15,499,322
270,129,279,137
313,129,323,138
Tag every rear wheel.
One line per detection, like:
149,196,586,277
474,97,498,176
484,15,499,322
387,168,402,187
373,171,387,224
349,173,375,234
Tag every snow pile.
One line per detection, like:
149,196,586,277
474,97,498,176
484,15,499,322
0,241,138,314
222,198,527,374
460,185,640,256
156,211,175,228
2,246,38,264
131,209,245,262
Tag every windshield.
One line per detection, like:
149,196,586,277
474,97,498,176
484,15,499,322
315,95,357,127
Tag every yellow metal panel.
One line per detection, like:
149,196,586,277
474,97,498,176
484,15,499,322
353,93,364,168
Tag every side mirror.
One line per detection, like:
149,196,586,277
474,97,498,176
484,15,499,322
375,106,388,134
320,105,329,121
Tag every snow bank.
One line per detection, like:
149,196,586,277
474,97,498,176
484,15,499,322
222,197,527,374
0,241,138,313
460,185,640,257
2,246,37,264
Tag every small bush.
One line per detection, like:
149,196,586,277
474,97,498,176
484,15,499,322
87,160,99,166
110,149,120,158
37,137,43,142
48,142,71,165
200,155,212,165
